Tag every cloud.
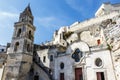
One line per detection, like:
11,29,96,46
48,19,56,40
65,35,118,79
36,16,68,29
0,11,18,27
65,0,94,17
65,0,82,12
37,17,57,27
0,11,19,45
0,11,18,18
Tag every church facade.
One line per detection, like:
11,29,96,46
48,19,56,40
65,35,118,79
1,2,120,80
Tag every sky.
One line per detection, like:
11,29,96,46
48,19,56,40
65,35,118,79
0,0,120,45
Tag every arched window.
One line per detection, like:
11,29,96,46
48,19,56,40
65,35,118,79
50,55,53,61
14,42,19,52
29,20,33,24
60,62,64,69
17,28,21,37
29,30,32,39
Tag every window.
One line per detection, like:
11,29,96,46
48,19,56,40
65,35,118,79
38,57,40,63
14,42,19,52
72,48,83,62
60,62,64,69
97,39,101,45
95,58,102,67
50,55,53,61
96,72,105,80
1,49,4,52
43,56,46,62
29,20,33,24
17,28,21,37
29,30,32,40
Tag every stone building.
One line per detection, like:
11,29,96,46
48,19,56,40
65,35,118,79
2,4,36,80
1,2,120,80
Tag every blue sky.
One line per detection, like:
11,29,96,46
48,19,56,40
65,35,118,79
0,0,120,45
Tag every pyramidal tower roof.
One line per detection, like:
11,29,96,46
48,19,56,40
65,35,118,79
23,3,33,16
19,4,33,19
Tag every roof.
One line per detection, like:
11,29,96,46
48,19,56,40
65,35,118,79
20,4,33,18
23,4,33,16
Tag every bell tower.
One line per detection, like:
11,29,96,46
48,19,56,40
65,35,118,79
2,4,35,80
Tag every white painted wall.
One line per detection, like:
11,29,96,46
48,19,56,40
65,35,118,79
54,41,116,80
85,50,116,80
54,55,74,80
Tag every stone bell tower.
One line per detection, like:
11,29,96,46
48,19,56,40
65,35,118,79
2,4,35,80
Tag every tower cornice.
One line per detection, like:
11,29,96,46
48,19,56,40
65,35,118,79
14,21,36,31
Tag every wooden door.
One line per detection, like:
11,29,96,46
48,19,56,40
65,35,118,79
97,72,105,80
75,68,83,80
60,73,64,80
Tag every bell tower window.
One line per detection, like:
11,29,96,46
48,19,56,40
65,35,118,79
17,28,21,37
29,30,32,39
29,19,33,24
14,42,19,52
